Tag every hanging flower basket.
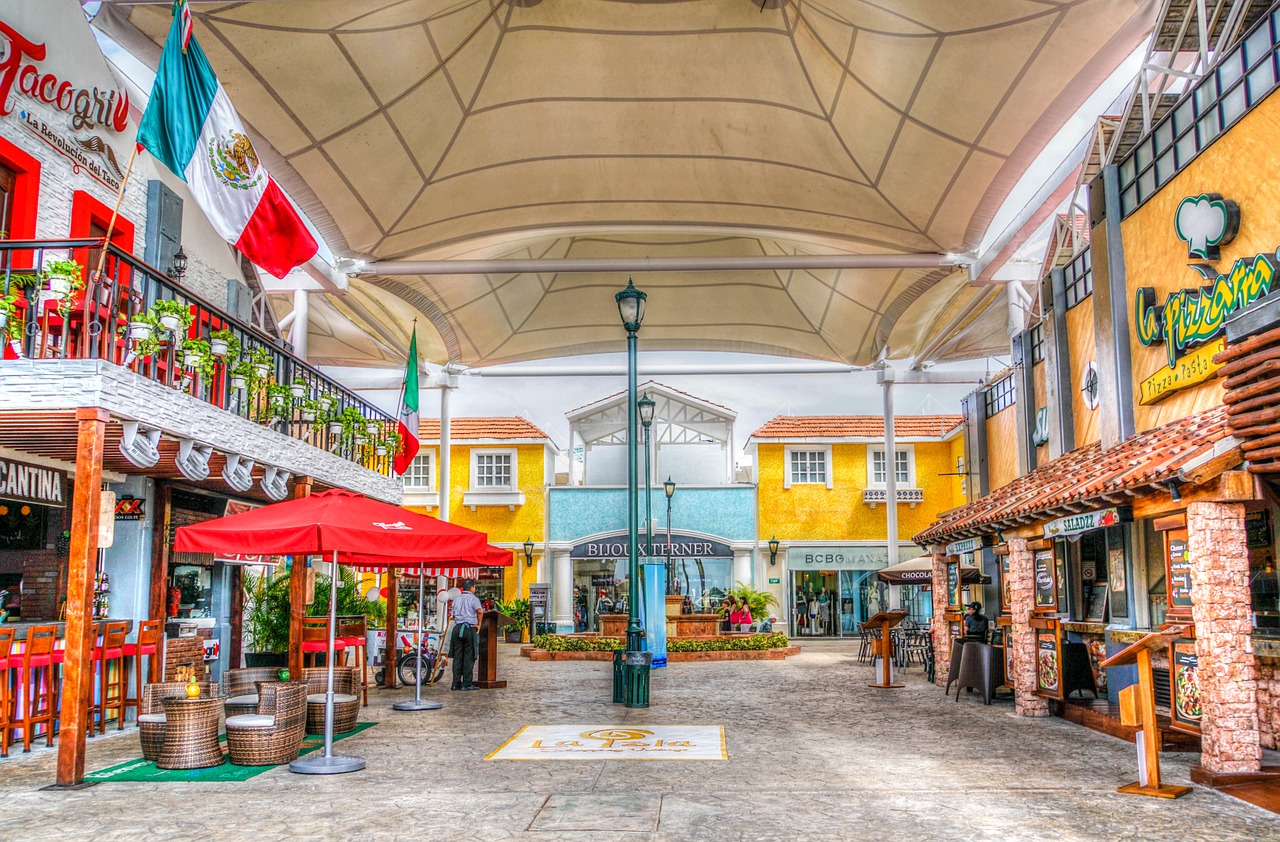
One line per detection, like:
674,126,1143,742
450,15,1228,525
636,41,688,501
9,338,23,358
254,362,271,378
375,445,388,456
301,409,317,422
183,351,203,369
366,422,380,437
289,383,306,398
129,320,154,341
318,396,333,413
231,375,247,391
45,274,72,298
210,337,229,357
328,421,343,435
159,314,182,332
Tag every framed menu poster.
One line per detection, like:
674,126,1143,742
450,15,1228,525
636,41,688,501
1168,638,1202,734
946,561,960,608
1000,554,1012,613
1034,626,1063,699
1166,529,1193,617
1034,549,1058,611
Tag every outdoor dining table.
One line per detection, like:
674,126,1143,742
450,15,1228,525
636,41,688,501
156,696,224,770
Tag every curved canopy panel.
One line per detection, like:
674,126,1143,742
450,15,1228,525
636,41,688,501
101,0,1155,366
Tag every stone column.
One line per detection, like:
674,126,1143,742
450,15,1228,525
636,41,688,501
1008,537,1050,716
931,550,949,687
552,549,574,634
1188,501,1261,773
732,549,753,589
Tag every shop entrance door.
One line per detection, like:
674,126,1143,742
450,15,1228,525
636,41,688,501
791,569,887,637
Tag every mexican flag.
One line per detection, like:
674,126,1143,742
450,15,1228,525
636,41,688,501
136,1,317,279
393,332,421,476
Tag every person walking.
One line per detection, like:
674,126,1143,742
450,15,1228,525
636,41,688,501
450,580,483,690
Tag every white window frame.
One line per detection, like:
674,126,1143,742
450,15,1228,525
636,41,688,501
784,446,832,489
401,452,435,491
400,450,439,508
463,447,525,510
866,445,915,488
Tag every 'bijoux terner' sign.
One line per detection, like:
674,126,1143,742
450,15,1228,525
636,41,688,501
570,532,732,559
0,455,67,508
1043,507,1129,539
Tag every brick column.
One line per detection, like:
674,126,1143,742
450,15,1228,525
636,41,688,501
1187,501,1261,773
1008,537,1050,717
931,549,949,687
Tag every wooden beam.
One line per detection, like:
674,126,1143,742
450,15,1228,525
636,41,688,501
148,483,171,621
55,407,107,787
383,569,398,689
228,565,244,670
1133,471,1256,519
287,477,312,679
1178,447,1244,486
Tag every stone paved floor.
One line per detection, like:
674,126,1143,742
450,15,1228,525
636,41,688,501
1,641,1278,841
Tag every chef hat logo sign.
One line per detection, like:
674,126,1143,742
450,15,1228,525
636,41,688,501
1174,193,1239,261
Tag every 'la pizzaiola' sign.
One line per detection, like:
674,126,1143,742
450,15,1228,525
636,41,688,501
1133,194,1273,403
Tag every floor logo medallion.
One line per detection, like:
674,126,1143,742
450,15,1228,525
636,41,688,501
486,725,726,760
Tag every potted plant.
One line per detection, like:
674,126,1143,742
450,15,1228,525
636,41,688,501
496,598,530,643
265,382,294,422
338,406,367,445
180,337,214,381
126,312,156,342
376,429,402,457
243,568,291,667
300,396,331,424
4,304,24,356
229,355,258,391
151,299,193,333
41,257,82,299
365,420,382,438
247,345,273,379
317,394,334,414
289,376,308,399
209,328,239,358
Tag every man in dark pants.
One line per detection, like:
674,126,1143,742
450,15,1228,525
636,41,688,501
450,580,483,690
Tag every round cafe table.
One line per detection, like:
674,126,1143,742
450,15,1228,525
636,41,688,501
157,696,224,769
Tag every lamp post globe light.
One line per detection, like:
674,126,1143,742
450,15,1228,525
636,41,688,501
523,537,534,567
615,278,649,707
638,392,656,563
769,536,780,566
664,476,676,594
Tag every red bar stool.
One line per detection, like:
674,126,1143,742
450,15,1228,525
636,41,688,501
337,616,368,706
14,625,61,752
90,620,128,735
301,617,342,667
0,627,14,757
121,619,163,728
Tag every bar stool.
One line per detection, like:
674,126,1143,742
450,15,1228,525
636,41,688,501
337,616,368,706
121,620,164,728
0,627,14,757
15,625,61,752
90,620,128,735
301,617,343,667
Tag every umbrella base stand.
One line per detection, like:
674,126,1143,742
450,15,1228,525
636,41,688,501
392,698,443,711
289,753,366,775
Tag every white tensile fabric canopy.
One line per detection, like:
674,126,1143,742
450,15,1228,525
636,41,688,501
98,0,1155,368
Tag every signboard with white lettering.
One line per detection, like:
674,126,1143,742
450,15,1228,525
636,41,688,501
785,546,897,570
1043,507,1126,539
0,455,67,507
570,532,731,559
945,537,981,556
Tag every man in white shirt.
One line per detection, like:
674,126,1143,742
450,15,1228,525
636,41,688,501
450,581,483,690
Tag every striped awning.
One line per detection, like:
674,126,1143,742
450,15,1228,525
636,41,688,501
348,565,479,579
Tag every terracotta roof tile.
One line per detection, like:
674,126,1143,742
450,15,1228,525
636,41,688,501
914,406,1230,544
750,415,964,439
418,417,552,442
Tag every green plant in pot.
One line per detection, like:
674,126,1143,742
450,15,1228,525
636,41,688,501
299,396,324,424
338,406,368,448
179,337,215,381
41,257,83,299
496,597,531,642
376,429,402,457
247,344,273,379
242,567,291,667
151,298,194,334
209,328,240,359
265,382,294,423
289,375,308,399
229,355,258,392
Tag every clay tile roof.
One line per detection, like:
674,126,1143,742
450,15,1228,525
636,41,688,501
749,415,964,439
418,417,552,442
914,406,1231,544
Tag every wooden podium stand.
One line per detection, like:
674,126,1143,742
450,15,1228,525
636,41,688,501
475,611,516,689
865,609,910,689
1099,625,1192,799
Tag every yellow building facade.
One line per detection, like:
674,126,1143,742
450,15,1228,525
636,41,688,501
749,415,965,635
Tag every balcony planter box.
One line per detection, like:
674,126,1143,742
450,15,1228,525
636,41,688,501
210,337,230,356
129,321,153,341
230,375,247,391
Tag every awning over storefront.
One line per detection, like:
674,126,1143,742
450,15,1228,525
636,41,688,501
877,556,986,585
915,407,1236,544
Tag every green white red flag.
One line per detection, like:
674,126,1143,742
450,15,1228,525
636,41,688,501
393,332,420,475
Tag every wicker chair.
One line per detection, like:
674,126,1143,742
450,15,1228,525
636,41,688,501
224,681,309,766
137,681,219,762
301,667,360,735
223,667,285,718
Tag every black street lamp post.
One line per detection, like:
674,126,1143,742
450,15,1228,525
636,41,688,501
615,278,649,707
638,392,656,564
664,476,676,595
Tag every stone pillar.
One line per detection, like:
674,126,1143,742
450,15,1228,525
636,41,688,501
1008,537,1050,716
552,549,573,633
931,550,949,687
1188,501,1261,773
732,549,753,589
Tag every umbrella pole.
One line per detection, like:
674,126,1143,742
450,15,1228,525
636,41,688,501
289,551,366,774
392,566,443,711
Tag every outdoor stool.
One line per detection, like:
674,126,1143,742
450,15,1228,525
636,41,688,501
225,681,308,766
943,638,970,696
301,666,359,735
15,625,62,752
89,621,128,735
336,616,368,706
121,619,164,727
953,642,1004,705
0,627,14,757
302,617,344,667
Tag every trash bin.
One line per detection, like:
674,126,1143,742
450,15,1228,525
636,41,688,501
623,650,652,709
612,649,625,704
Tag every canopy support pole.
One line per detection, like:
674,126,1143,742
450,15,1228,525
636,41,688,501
393,567,443,711
883,370,898,597
289,550,366,774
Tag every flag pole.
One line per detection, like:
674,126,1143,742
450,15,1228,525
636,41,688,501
89,143,139,286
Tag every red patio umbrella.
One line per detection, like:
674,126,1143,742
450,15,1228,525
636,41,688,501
173,489,490,774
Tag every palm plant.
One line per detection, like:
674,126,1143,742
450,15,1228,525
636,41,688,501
727,581,779,623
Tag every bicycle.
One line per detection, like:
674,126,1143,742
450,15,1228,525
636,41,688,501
395,625,450,687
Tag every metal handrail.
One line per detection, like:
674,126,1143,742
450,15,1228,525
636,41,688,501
0,239,396,476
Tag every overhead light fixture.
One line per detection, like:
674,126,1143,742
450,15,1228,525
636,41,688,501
221,453,255,494
175,438,212,481
169,246,187,282
261,466,291,501
118,421,161,469
1167,479,1182,502
523,537,535,568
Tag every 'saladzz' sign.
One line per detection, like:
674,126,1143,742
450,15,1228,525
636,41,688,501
571,533,732,559
0,455,67,508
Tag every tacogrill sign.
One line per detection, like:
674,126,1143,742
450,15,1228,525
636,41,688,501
0,19,130,133
0,455,67,507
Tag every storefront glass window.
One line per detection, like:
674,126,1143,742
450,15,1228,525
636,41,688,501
1250,509,1278,637
169,563,213,617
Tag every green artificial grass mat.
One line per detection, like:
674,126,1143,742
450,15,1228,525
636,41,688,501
85,722,377,783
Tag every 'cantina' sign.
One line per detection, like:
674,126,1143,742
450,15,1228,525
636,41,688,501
0,455,67,507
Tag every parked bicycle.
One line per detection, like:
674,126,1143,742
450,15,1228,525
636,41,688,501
395,625,449,687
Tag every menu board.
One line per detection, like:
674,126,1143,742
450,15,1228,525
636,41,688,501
1034,550,1057,610
1035,629,1062,698
1168,533,1194,612
1169,638,1202,734
1083,584,1109,623
1005,630,1015,685
1000,555,1012,613
946,561,960,607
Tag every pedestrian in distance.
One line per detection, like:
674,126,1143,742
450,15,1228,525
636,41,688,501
450,580,483,690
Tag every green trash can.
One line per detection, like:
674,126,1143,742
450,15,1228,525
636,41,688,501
623,650,652,708
612,649,625,703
